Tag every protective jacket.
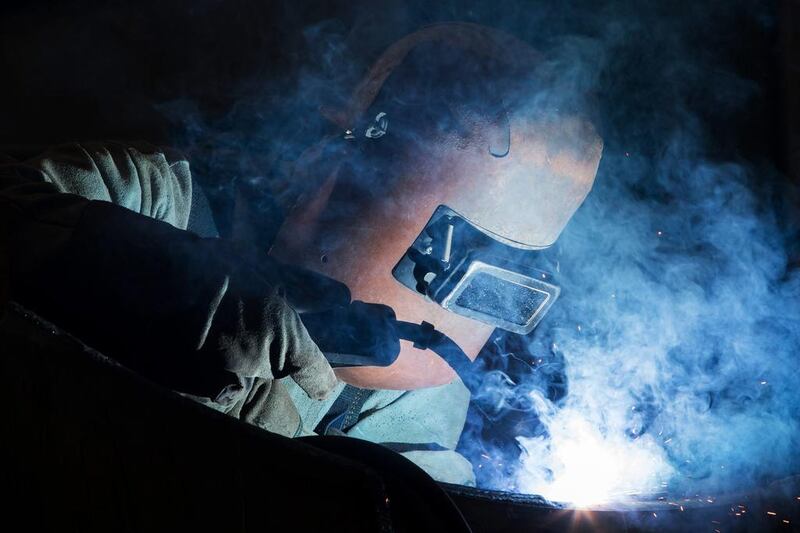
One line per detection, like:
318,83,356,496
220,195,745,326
0,142,474,484
0,141,337,437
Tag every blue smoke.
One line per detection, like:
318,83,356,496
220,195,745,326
499,133,800,504
456,0,800,505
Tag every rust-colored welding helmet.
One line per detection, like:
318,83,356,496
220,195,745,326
271,23,603,390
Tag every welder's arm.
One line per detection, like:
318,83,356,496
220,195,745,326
0,162,337,405
23,141,194,229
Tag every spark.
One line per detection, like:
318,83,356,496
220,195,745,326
516,408,672,507
768,511,777,516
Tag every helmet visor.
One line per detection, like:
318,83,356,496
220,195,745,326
392,204,560,334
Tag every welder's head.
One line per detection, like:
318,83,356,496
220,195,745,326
271,23,603,390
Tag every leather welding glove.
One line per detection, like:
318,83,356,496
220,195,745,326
194,237,339,404
238,255,403,369
2,169,337,412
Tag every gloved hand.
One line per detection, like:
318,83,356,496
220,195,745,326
197,239,339,402
7,195,337,408
246,256,402,369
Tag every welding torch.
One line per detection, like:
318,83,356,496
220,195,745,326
267,260,474,385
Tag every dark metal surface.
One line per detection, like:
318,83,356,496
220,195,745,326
0,303,469,532
443,482,800,532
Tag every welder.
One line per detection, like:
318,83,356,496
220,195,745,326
0,23,601,486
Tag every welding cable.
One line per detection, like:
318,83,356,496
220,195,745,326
393,320,479,393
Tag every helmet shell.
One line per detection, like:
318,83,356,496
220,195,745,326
271,23,603,389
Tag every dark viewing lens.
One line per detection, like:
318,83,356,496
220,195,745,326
454,272,550,326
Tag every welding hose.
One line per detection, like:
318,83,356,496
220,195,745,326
393,320,479,393
300,303,479,392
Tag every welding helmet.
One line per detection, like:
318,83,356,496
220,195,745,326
270,23,602,390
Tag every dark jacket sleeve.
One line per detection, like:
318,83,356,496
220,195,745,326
23,141,193,229
1,162,340,411
0,161,239,397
